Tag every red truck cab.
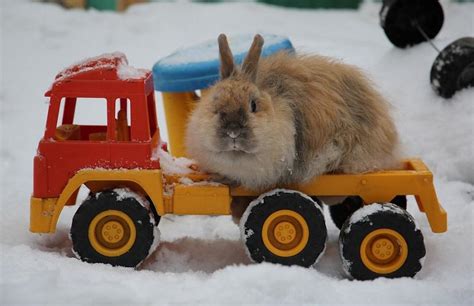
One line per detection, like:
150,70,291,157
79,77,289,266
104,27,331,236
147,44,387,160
33,53,161,200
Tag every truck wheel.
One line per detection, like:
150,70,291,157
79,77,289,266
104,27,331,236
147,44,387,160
329,195,407,230
146,196,162,226
339,203,425,280
240,189,327,267
329,196,363,230
430,37,474,98
71,190,159,267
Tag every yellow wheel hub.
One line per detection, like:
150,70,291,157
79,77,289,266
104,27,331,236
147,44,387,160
262,210,309,257
360,228,408,274
101,220,125,244
88,210,136,257
274,221,297,244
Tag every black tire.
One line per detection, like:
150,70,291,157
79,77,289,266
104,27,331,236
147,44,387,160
329,196,364,230
430,37,474,98
339,203,425,280
71,190,158,267
380,0,444,48
329,195,407,230
241,190,327,267
146,196,162,226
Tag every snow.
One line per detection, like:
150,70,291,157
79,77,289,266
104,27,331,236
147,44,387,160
55,51,127,81
53,51,148,83
111,187,151,210
379,4,389,27
153,147,195,175
344,203,420,233
116,62,148,80
339,244,353,279
1,0,474,305
157,147,222,195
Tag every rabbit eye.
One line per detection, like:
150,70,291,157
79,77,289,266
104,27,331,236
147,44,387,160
250,99,257,113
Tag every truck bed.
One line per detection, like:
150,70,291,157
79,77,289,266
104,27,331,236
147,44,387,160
169,159,447,233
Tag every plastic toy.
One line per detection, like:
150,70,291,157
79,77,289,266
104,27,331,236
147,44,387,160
31,48,446,280
379,0,474,98
430,37,474,99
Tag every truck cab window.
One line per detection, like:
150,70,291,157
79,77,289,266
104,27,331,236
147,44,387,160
54,97,108,141
115,98,131,141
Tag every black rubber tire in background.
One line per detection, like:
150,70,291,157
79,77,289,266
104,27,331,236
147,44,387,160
329,196,363,230
241,190,327,267
339,203,425,280
329,195,407,230
71,190,155,267
430,37,474,98
380,0,444,48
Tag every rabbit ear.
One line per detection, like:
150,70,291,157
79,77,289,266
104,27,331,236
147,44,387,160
242,34,264,82
218,34,235,79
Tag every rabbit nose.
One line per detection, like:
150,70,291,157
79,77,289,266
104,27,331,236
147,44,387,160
225,122,242,139
227,130,241,139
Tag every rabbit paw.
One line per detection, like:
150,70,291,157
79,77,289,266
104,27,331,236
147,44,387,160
210,174,240,187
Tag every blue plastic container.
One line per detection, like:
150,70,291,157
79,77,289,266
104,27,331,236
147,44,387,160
153,34,294,92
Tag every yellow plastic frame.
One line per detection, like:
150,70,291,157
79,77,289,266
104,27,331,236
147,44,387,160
30,168,232,233
230,159,446,233
31,169,164,233
31,158,447,235
161,90,210,157
161,92,198,157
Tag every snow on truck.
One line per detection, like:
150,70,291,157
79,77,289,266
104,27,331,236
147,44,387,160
30,52,447,280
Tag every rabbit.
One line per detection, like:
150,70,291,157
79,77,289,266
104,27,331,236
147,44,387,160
185,34,401,194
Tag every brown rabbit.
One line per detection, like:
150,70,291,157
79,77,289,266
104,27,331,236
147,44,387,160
186,34,401,193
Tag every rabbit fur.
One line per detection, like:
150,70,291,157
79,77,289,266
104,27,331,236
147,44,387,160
185,34,401,191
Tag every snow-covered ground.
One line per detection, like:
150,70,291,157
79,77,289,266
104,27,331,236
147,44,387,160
1,0,473,304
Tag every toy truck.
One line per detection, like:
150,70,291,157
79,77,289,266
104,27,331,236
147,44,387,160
31,53,447,280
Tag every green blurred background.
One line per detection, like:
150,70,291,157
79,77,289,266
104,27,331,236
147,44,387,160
50,0,474,11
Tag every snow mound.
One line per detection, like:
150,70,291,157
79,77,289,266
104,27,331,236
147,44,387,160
54,51,147,83
153,146,196,175
116,62,148,80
